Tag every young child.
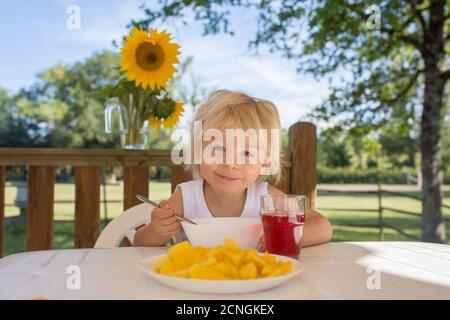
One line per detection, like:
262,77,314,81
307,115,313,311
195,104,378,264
133,90,332,247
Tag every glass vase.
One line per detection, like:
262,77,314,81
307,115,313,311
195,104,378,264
104,95,149,150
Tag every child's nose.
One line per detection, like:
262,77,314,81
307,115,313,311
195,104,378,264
222,162,239,169
221,150,240,166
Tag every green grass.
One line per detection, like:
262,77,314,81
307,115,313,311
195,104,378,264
317,190,450,243
2,183,450,256
3,181,172,256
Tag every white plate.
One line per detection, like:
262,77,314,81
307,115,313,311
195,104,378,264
140,254,304,295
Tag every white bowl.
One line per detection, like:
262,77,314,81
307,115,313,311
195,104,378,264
140,253,304,294
181,217,263,249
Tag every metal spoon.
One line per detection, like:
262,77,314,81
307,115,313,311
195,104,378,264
136,195,197,225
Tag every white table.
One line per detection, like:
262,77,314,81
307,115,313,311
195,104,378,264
1,242,450,299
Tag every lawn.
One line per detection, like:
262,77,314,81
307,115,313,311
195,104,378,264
2,182,450,256
319,190,450,243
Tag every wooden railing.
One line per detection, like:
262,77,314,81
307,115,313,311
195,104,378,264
0,121,317,256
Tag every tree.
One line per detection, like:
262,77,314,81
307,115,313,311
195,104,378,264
0,88,41,147
12,51,210,150
133,0,449,243
378,122,419,168
5,50,210,180
317,129,352,168
15,50,121,148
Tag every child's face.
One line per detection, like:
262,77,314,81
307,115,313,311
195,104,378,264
199,125,266,194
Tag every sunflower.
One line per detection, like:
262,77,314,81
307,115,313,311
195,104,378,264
120,28,180,89
149,102,184,129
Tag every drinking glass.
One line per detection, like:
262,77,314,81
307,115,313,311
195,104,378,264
260,195,306,259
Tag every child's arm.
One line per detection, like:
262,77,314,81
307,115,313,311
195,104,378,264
301,209,333,247
133,188,184,247
267,184,333,247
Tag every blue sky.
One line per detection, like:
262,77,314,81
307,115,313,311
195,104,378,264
0,0,330,129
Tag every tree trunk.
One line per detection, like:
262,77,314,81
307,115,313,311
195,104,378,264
420,0,446,243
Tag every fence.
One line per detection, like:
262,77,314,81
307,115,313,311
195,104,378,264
318,183,450,241
0,121,320,257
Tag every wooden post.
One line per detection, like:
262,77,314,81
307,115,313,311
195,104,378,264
101,172,108,227
75,167,101,248
289,122,317,210
378,182,384,241
123,166,149,210
0,166,4,257
171,166,192,193
27,166,55,251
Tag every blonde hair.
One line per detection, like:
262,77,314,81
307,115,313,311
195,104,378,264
185,89,287,185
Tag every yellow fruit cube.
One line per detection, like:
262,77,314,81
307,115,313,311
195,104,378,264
166,265,195,278
189,265,228,280
223,238,240,249
153,239,293,280
278,261,293,273
201,257,218,267
160,259,177,275
154,256,168,273
261,261,292,277
194,246,207,257
244,251,268,271
213,261,239,279
261,265,281,277
222,248,244,268
262,252,277,265
239,262,258,279
243,249,258,256
168,241,202,269
203,248,221,261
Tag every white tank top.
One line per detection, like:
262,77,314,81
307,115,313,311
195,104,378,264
176,178,269,219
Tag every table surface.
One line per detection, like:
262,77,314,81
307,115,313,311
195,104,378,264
1,241,450,299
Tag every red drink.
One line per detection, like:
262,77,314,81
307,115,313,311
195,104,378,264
261,212,305,258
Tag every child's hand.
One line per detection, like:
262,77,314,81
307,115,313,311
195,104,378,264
257,234,266,252
150,200,181,237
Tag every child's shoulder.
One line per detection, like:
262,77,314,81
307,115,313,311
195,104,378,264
174,178,204,197
175,178,203,192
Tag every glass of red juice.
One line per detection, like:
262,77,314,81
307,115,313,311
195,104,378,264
260,195,306,259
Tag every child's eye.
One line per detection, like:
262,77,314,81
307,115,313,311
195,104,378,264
243,151,254,157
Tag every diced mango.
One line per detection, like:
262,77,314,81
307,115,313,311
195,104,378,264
278,261,293,274
213,261,239,279
261,261,292,278
223,238,240,249
262,252,277,265
168,241,202,269
222,248,245,268
204,248,220,260
154,256,168,273
239,262,258,280
202,257,218,267
166,265,195,278
160,258,177,274
194,246,207,257
189,265,228,280
244,251,268,271
153,238,293,280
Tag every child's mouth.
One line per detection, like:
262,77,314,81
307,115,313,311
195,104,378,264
215,173,241,182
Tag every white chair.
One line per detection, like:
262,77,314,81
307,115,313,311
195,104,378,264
94,203,154,248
